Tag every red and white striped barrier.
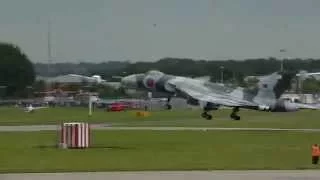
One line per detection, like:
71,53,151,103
59,122,90,149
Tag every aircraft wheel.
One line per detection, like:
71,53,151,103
201,112,212,120
206,114,212,120
201,112,207,118
166,104,172,110
230,114,240,120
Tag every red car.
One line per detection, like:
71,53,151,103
107,102,128,111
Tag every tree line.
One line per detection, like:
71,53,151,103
35,57,320,80
34,57,320,86
2,41,320,98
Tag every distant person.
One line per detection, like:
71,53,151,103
311,144,320,164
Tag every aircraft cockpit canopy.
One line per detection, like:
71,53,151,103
145,70,164,77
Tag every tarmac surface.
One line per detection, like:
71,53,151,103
0,124,320,132
2,170,320,180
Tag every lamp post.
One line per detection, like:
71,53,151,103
0,86,6,99
26,86,33,98
220,66,224,83
279,49,286,72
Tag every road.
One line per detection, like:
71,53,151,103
0,124,320,132
2,170,320,180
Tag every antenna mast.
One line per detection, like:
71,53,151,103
47,19,52,76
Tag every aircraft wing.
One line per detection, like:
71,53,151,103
23,106,48,112
193,76,211,82
169,82,260,108
296,72,320,76
293,102,320,110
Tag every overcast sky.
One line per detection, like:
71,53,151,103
1,0,320,63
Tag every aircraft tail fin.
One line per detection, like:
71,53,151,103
253,71,296,100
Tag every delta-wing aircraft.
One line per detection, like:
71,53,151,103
119,70,320,120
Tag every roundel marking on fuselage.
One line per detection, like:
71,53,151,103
146,78,155,88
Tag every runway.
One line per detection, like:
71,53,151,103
0,124,320,132
2,170,320,180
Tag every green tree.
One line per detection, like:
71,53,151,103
302,78,320,93
0,42,35,97
32,80,46,92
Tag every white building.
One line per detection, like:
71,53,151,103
36,75,88,84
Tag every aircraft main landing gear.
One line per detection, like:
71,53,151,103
230,107,240,120
201,103,214,120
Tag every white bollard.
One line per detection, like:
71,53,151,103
59,122,90,149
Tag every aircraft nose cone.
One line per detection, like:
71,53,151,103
121,75,137,88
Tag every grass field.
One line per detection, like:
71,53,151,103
0,130,319,173
0,106,319,128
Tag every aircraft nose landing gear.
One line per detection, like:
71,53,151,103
230,107,240,120
165,97,172,110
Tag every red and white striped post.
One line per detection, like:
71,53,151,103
59,122,90,149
